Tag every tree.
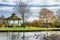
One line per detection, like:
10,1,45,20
56,9,60,19
55,9,60,27
39,8,54,24
14,0,31,27
1,15,5,24
0,15,6,27
14,1,31,40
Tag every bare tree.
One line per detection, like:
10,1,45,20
14,1,31,40
1,15,5,24
56,9,60,19
0,15,6,27
14,0,31,27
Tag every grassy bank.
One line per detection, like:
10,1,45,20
0,27,60,31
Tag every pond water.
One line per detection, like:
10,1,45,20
0,31,56,40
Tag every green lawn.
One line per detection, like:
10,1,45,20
0,27,60,31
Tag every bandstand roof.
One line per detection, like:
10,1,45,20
6,13,21,20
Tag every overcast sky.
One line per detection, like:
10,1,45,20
0,0,60,21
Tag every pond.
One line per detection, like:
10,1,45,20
0,31,56,40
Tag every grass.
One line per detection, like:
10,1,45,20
0,26,60,31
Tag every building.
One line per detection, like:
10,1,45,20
6,13,22,27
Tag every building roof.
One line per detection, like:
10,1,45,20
6,13,21,20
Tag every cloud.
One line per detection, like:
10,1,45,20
0,0,16,5
28,0,60,5
0,7,13,11
0,0,60,6
0,6,14,17
0,0,60,7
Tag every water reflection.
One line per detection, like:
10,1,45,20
0,31,57,40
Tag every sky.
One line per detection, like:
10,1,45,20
0,0,60,22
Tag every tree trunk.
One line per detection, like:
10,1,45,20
22,13,25,28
